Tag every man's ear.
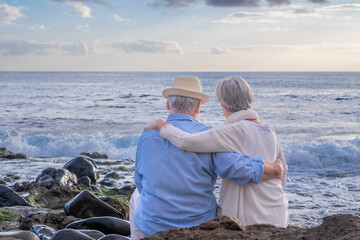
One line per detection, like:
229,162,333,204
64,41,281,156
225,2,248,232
194,101,201,115
166,99,170,110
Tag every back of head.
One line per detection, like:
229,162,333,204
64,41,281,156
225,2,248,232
215,76,253,113
168,95,199,113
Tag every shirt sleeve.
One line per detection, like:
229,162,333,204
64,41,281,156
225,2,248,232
212,152,264,184
159,124,241,153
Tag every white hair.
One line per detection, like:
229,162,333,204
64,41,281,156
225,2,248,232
214,76,253,113
168,96,200,113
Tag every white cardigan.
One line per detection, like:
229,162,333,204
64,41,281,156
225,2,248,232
159,120,289,227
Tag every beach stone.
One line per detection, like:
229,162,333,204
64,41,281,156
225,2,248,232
81,152,108,159
100,178,117,186
90,185,101,192
13,181,36,192
98,196,129,220
3,176,15,183
64,156,99,184
64,190,125,219
117,184,136,197
66,216,130,236
104,172,121,179
145,214,360,240
35,168,77,188
30,225,56,240
0,180,5,185
0,147,28,160
78,176,91,187
0,184,31,207
79,230,105,239
0,230,39,239
50,229,94,240
19,208,79,231
98,234,130,240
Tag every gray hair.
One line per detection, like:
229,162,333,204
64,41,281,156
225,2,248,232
168,96,200,113
214,76,253,113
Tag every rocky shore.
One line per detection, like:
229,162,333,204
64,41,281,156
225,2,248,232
1,147,359,240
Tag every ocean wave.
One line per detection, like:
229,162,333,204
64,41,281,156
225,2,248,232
1,131,359,171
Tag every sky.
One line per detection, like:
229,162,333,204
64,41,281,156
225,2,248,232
0,0,359,71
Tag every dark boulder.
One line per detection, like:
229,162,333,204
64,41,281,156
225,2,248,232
0,147,27,159
0,184,31,207
64,156,99,184
66,216,130,236
98,234,130,240
0,230,39,239
81,152,108,159
104,172,121,179
13,181,36,192
30,225,56,240
100,178,117,187
64,190,125,219
35,168,77,188
78,176,91,187
79,230,105,239
50,229,94,240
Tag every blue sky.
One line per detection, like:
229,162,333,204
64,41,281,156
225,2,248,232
0,0,359,71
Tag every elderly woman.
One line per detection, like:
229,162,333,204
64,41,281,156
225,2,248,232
146,76,289,227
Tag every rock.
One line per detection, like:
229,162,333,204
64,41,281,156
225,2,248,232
104,172,121,180
35,168,77,188
79,230,105,239
0,180,5,185
117,184,136,197
30,225,56,240
3,176,15,183
0,230,39,239
27,186,79,209
13,181,36,192
50,229,94,240
100,178,117,186
98,234,131,240
0,184,31,207
80,152,108,159
0,147,27,160
64,156,99,184
98,195,129,220
145,214,360,240
64,190,125,219
78,176,91,187
66,216,130,236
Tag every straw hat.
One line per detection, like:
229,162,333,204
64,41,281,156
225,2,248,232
162,76,210,104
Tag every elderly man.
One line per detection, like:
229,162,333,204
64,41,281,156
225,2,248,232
130,76,282,239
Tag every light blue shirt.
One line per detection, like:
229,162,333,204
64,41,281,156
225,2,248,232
134,113,264,236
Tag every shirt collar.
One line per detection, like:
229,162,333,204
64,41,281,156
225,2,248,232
166,113,199,122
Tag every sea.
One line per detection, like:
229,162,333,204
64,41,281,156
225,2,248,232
0,71,359,228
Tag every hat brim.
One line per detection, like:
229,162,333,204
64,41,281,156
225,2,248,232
162,88,209,104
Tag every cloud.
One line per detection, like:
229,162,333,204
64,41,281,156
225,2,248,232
112,14,132,23
205,0,260,7
53,0,110,7
266,0,290,7
112,40,183,54
321,4,360,12
64,1,92,18
308,0,329,3
151,0,200,7
75,23,90,31
0,40,94,56
0,3,25,26
30,24,50,30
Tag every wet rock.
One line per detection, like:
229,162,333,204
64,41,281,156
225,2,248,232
13,181,36,192
100,178,117,186
0,184,31,207
28,186,79,209
0,147,28,160
30,225,56,240
90,185,101,192
145,214,360,240
0,180,5,185
81,152,108,159
79,230,105,239
117,184,136,197
66,216,130,236
0,230,39,239
35,168,77,188
78,176,91,187
98,234,130,240
50,229,94,240
64,190,125,219
98,195,129,220
104,172,121,180
19,208,79,231
64,156,99,184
